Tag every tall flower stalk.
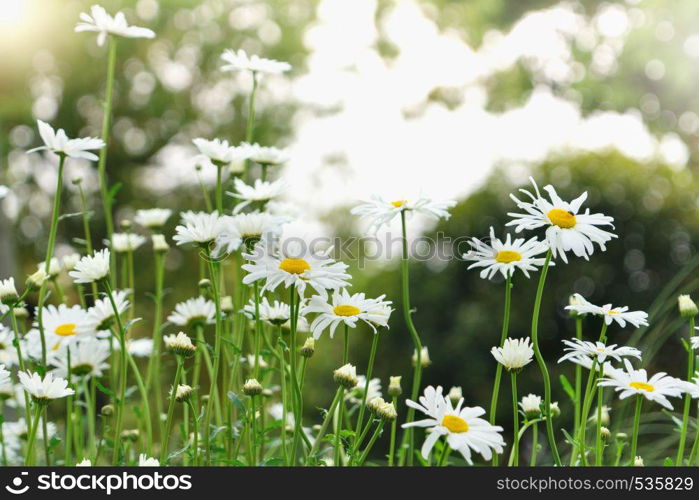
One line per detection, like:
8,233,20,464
489,274,512,465
676,314,696,464
529,250,562,465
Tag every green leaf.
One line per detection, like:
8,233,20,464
57,211,86,222
560,428,580,448
261,457,285,466
663,457,674,466
107,182,123,204
96,380,115,398
559,374,575,401
227,392,246,418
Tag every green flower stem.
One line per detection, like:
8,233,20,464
187,399,199,465
24,403,43,466
288,286,302,464
507,417,544,466
42,409,50,465
8,308,32,427
388,395,398,466
252,281,263,378
594,364,604,465
510,371,519,466
397,210,423,466
126,350,153,454
36,153,67,369
97,37,117,286
334,325,350,466
529,423,539,466
145,251,165,440
214,161,224,214
575,321,607,466
437,440,451,466
126,248,135,320
688,404,699,465
83,378,97,460
203,247,223,465
676,316,696,465
629,395,643,465
249,395,258,465
104,280,128,465
161,357,184,463
529,250,561,465
356,420,385,466
490,274,512,465
352,332,380,454
307,387,343,461
277,327,289,464
573,317,583,443
65,349,73,465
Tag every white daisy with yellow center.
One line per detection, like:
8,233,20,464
36,304,91,352
351,194,456,233
506,177,616,263
598,359,684,410
402,385,505,464
464,227,550,280
242,240,351,299
303,288,392,339
565,293,648,328
558,338,641,364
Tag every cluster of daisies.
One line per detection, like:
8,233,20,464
1,3,698,468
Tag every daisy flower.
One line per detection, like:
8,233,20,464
565,293,648,328
163,332,196,358
214,211,287,256
519,394,542,418
0,365,10,388
246,143,290,166
0,278,18,305
402,385,505,464
83,290,130,333
51,338,110,378
690,335,699,350
167,296,216,328
558,338,642,364
111,232,146,253
134,208,172,230
61,253,81,271
506,177,616,262
303,289,392,339
18,371,74,403
125,338,154,358
192,138,249,167
678,377,699,399
173,211,226,247
27,120,104,161
568,355,618,377
38,258,61,278
242,240,351,299
228,178,285,213
243,297,290,326
69,249,111,284
491,337,534,371
463,227,550,280
351,194,456,232
75,5,155,46
598,359,684,410
37,304,91,351
220,49,291,75
0,327,18,368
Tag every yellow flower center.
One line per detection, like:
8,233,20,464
442,414,469,433
278,258,311,275
596,348,606,352
495,250,522,263
55,323,77,337
630,381,655,392
608,310,619,314
547,208,576,228
391,200,407,208
334,305,361,317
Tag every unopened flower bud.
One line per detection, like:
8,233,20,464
412,346,431,367
447,386,462,405
678,295,698,319
634,456,644,466
600,426,611,441
164,332,196,358
120,220,132,231
221,295,234,313
0,278,19,305
616,432,628,442
300,337,315,358
520,394,542,419
549,401,560,418
589,405,610,426
367,397,386,416
101,404,114,417
243,378,263,396
174,384,193,403
568,294,586,318
26,269,48,290
121,429,139,442
198,279,211,292
333,363,358,389
388,376,402,397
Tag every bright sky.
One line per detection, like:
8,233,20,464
278,0,688,237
